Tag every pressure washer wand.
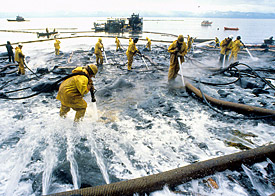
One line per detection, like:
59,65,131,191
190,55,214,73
24,61,40,79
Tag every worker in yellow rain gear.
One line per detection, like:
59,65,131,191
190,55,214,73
215,37,220,48
54,39,61,55
145,37,151,51
187,35,194,52
126,38,141,71
94,38,104,65
56,64,98,122
14,44,25,75
219,35,233,65
229,36,244,61
115,37,121,51
168,35,187,81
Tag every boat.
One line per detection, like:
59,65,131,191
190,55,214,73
37,28,58,38
201,20,212,26
93,13,143,33
224,27,239,31
7,15,29,22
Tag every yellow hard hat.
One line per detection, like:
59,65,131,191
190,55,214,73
88,64,98,77
177,35,184,43
98,38,102,42
146,37,148,40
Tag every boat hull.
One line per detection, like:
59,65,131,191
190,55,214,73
224,27,239,31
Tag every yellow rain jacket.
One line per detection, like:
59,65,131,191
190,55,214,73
115,37,121,50
146,38,151,50
56,67,94,109
168,40,187,80
229,39,243,60
15,47,24,63
220,38,233,55
94,41,103,55
54,40,61,49
231,40,243,54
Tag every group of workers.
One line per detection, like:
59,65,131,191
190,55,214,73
4,34,244,122
218,35,245,65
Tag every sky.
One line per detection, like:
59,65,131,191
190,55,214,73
1,0,275,16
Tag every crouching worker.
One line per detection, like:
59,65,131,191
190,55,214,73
56,64,98,122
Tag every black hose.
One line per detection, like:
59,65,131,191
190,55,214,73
0,72,90,100
231,62,275,90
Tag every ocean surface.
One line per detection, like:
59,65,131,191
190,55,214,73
0,17,274,196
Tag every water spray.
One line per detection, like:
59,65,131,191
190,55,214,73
103,50,109,64
178,57,185,87
141,55,149,70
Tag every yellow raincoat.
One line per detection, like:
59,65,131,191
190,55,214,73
115,37,121,50
168,36,187,81
220,38,233,55
187,36,194,52
56,67,94,121
94,39,104,65
146,37,151,51
54,39,61,55
229,39,243,61
15,46,25,75
126,41,138,70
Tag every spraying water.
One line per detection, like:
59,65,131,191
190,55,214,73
178,57,185,87
245,48,259,61
86,102,99,122
103,51,109,64
66,129,80,189
222,54,226,69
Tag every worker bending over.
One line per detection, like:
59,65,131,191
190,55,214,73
15,44,25,75
219,35,233,65
229,36,244,61
168,35,187,81
56,64,98,122
115,37,121,51
145,37,151,51
126,38,141,71
54,39,61,55
94,38,104,65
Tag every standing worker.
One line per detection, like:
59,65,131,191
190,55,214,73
6,41,15,63
145,37,151,51
187,35,194,53
168,35,187,81
14,44,25,75
215,37,220,48
54,39,61,55
56,64,98,122
94,38,104,65
126,38,141,71
219,35,233,65
229,36,244,61
115,37,121,51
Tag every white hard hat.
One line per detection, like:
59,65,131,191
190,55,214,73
229,35,234,39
